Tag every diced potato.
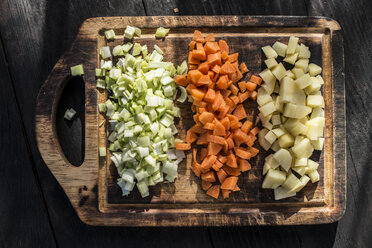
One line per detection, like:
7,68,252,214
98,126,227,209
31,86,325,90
291,138,314,158
264,130,277,144
286,70,295,79
308,170,320,183
272,128,285,138
316,75,324,84
283,103,312,119
274,186,296,200
295,59,309,73
265,154,280,169
270,140,281,152
283,118,307,137
257,87,273,106
259,69,276,86
294,135,305,145
281,116,287,123
273,148,292,172
259,112,272,125
259,101,276,117
295,158,308,167
292,166,308,176
278,133,294,148
311,90,322,96
259,128,272,151
262,80,276,95
295,44,301,54
273,82,280,94
262,169,287,189
263,162,271,175
283,53,298,64
272,41,288,57
311,107,324,119
265,58,278,69
291,85,306,105
282,173,301,191
271,63,287,80
307,95,324,108
289,175,310,193
304,77,322,95
308,63,322,76
262,121,273,130
295,73,311,89
286,36,299,55
311,137,324,150
305,117,325,140
279,77,295,103
307,159,319,172
271,114,281,126
262,45,278,59
292,68,305,79
298,44,311,59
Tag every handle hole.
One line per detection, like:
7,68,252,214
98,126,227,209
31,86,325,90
56,77,85,166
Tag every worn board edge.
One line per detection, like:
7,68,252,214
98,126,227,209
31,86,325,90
35,16,345,226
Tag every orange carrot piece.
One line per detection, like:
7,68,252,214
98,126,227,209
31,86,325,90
196,74,210,86
234,148,252,160
247,146,259,157
238,91,250,103
221,89,232,98
250,75,262,85
220,61,236,74
233,129,250,145
199,111,214,125
240,62,249,74
191,49,206,61
207,52,222,67
203,122,215,130
232,104,247,120
216,75,229,90
188,70,204,84
190,123,207,134
200,148,208,161
206,185,220,199
204,41,220,55
197,62,209,74
212,159,223,171
197,133,209,145
245,82,256,92
229,84,239,96
238,158,252,172
204,88,216,103
201,171,216,182
192,161,201,177
191,88,205,101
176,143,191,151
193,100,207,108
212,91,223,111
233,185,240,192
249,126,260,136
202,180,212,191
238,81,247,92
188,64,198,70
188,55,200,65
228,53,239,63
212,64,221,74
241,120,253,133
221,176,238,190
186,130,198,144
205,33,215,42
193,30,205,43
185,83,196,94
207,134,226,145
222,189,230,199
230,95,240,105
221,51,229,62
213,119,226,137
174,75,188,87
226,137,235,150
227,114,240,130
223,165,241,176
207,142,223,156
189,40,196,51
201,155,217,172
226,153,238,168
218,116,229,130
217,154,227,164
217,168,228,184
218,40,229,54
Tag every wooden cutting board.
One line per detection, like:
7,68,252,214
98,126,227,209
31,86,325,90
35,16,346,226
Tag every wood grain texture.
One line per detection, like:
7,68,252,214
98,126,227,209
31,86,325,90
35,16,345,226
0,40,56,247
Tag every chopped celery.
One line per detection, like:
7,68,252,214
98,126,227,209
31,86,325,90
105,29,116,40
154,44,163,55
155,27,170,38
96,79,106,89
122,42,133,53
100,46,111,59
132,43,142,56
99,147,106,157
124,25,136,39
176,60,188,75
177,86,187,103
112,45,124,56
70,64,84,76
134,27,142,37
64,108,76,120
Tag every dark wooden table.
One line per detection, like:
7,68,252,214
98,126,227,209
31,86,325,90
0,0,371,247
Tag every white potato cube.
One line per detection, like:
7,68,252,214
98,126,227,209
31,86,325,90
308,170,320,183
292,68,305,79
262,121,274,130
274,82,280,94
311,137,325,150
272,41,288,57
286,36,299,54
259,112,272,125
274,186,296,200
282,173,301,191
283,103,312,119
271,114,281,126
273,148,293,172
271,63,287,80
259,101,276,117
295,158,308,167
264,130,277,144
263,162,271,175
278,133,294,148
272,128,285,138
307,159,319,172
271,140,281,152
262,45,278,59
265,154,280,169
291,138,314,158
305,117,325,140
274,95,284,113
291,85,306,105
279,77,295,103
264,58,278,69
311,107,325,119
294,135,305,145
316,75,324,84
283,118,307,137
295,73,311,89
307,95,324,107
262,169,287,189
289,175,310,193
298,44,311,59
308,63,322,76
295,59,309,73
304,77,322,95
259,68,276,85
286,70,295,79
295,44,301,54
257,87,273,106
284,53,298,64
292,166,308,177
259,128,272,151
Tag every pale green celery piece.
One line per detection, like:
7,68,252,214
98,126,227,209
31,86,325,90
105,29,116,40
141,45,148,57
155,27,170,38
99,147,106,157
177,86,187,103
95,68,106,77
100,46,111,59
96,79,106,89
98,103,107,113
70,64,84,76
112,45,124,56
64,108,76,120
132,43,142,56
122,42,133,53
124,25,136,39
134,27,141,37
154,44,163,55
176,60,188,75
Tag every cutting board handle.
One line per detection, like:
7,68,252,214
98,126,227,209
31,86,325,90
35,34,99,194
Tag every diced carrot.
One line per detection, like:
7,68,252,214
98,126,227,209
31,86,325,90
212,159,223,171
193,100,207,108
226,153,238,168
204,41,220,55
229,84,239,96
223,165,241,176
196,42,204,50
249,126,260,136
218,40,229,54
200,148,208,161
238,81,247,92
233,128,250,145
221,89,232,98
190,123,207,134
217,154,227,164
230,70,243,83
191,49,206,61
207,142,223,156
192,160,201,177
188,70,204,84
207,135,226,145
188,55,200,65
232,62,239,72
202,181,212,191
238,158,251,172
213,119,226,137
249,90,257,100
191,88,205,101
227,114,240,130
222,189,230,199
230,95,240,105
212,64,221,74
232,104,247,120
217,99,227,113
224,97,236,113
203,122,215,130
176,143,191,151
206,185,220,199
221,51,229,62
217,168,228,184
188,64,198,70
221,176,238,190
201,155,217,173
203,88,216,103
219,117,230,131
174,75,188,87
241,120,253,133
247,146,259,157
240,62,249,74
233,185,240,192
197,62,209,74
245,135,255,147
234,148,252,160
189,40,196,51
212,91,223,111
186,130,198,144
226,137,234,150
220,61,236,74
199,111,214,125
201,171,216,182
191,104,196,113
228,53,239,63
216,75,229,90
193,30,205,43
224,130,231,139
196,75,210,86
245,82,257,91
193,113,200,124
238,91,250,103
197,133,209,145
205,33,215,42
249,75,262,85
207,52,221,67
